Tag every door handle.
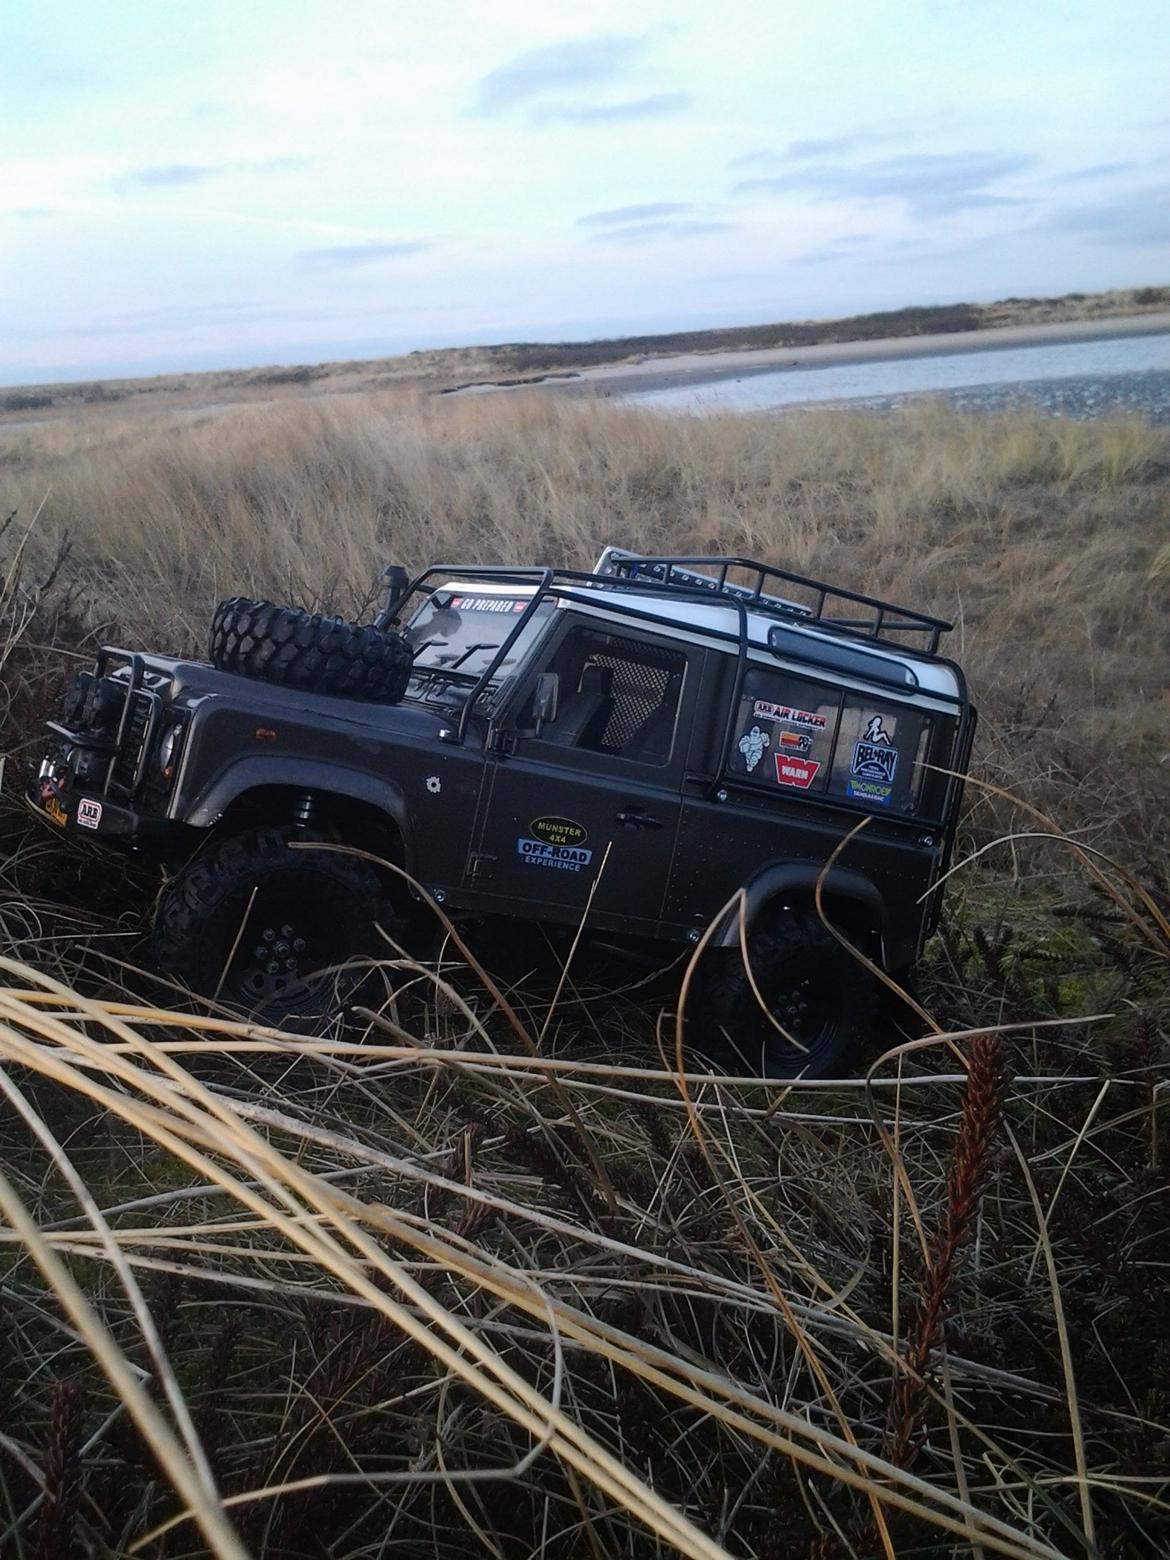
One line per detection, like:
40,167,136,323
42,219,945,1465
615,808,664,830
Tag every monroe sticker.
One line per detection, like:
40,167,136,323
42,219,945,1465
846,777,893,807
529,815,588,848
851,714,898,786
737,724,770,773
752,699,826,731
774,754,820,789
517,838,593,871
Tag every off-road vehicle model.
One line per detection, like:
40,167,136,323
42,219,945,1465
33,548,975,1075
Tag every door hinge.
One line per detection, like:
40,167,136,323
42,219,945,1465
488,729,516,756
468,853,496,881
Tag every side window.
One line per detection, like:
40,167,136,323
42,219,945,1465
829,697,932,811
729,668,841,792
729,668,933,813
536,627,686,766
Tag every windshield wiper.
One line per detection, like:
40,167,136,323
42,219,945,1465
449,641,500,670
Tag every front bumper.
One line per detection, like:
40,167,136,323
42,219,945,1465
31,759,176,845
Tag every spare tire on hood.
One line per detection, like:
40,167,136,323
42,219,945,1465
208,598,413,704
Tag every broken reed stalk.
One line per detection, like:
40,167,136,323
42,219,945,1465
33,1380,85,1560
888,1031,1007,1474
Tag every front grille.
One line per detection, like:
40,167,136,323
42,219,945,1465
109,690,155,793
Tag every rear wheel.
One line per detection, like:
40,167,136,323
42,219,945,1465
693,909,882,1078
153,827,387,1025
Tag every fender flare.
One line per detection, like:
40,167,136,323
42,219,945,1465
183,757,412,862
709,863,886,957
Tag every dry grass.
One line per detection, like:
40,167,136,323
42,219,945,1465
0,390,1168,1555
2,389,1167,859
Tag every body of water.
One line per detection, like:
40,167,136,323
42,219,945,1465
629,331,1170,420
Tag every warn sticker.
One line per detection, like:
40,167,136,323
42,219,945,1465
774,754,820,789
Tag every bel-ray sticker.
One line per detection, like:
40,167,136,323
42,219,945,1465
851,713,898,786
737,723,770,772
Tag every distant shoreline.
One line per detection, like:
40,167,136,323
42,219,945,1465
565,312,1170,400
3,289,1168,421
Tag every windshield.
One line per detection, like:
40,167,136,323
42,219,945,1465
403,589,554,687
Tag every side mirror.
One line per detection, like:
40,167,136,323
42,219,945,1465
376,565,410,629
518,671,559,737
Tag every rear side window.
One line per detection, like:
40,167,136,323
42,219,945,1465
729,670,838,793
829,697,932,811
729,667,933,812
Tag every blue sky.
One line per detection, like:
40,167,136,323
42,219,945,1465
2,0,1167,384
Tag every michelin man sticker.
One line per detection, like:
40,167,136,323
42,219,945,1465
737,723,770,773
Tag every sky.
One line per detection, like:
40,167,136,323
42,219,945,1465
2,0,1168,385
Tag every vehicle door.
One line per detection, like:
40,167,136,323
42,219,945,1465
466,617,697,934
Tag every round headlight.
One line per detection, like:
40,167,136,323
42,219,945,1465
157,724,182,776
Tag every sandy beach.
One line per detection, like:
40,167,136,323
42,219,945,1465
567,310,1170,398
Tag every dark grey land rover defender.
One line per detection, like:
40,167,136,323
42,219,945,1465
33,548,975,1076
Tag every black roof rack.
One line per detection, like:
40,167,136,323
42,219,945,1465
592,547,952,656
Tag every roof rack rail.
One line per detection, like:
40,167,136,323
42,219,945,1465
592,546,953,655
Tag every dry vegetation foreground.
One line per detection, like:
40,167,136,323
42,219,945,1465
0,392,1168,1558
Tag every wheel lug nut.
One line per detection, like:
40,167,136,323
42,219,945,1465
285,958,297,971
262,928,275,942
266,960,279,974
281,924,294,937
293,938,306,953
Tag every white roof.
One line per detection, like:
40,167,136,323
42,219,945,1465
436,575,961,704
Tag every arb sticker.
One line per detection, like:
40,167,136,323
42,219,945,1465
76,798,103,829
753,699,826,731
774,754,820,789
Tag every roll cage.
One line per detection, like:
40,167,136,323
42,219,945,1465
379,551,972,818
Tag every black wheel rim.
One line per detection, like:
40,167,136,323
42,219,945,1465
759,969,844,1075
227,885,355,1016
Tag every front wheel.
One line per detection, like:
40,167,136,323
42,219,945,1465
691,910,882,1078
153,827,388,1025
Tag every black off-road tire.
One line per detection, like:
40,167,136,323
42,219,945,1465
691,909,882,1079
153,827,387,1025
208,598,413,704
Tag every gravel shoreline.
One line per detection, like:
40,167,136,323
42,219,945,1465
807,367,1170,424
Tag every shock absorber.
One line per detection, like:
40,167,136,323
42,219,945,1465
291,791,318,829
